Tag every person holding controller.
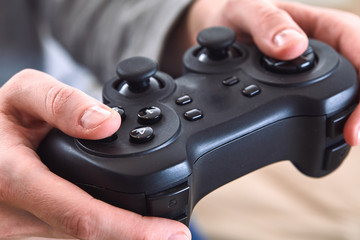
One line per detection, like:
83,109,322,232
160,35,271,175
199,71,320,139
0,0,360,239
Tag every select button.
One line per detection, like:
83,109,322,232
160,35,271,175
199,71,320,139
242,85,261,97
222,76,239,86
184,109,203,121
176,95,192,105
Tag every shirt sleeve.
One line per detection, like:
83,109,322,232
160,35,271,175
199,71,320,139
38,0,193,82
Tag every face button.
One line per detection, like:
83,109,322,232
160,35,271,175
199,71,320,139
242,85,261,97
222,76,239,86
129,126,154,144
184,109,203,121
112,106,126,121
176,95,192,105
137,106,162,125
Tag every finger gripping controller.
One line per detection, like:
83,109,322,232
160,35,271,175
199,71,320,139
38,27,359,226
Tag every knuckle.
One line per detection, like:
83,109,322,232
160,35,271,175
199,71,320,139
0,69,35,95
224,0,236,10
12,69,38,81
62,211,98,239
45,85,76,118
225,0,241,10
7,69,41,88
224,0,244,19
258,7,287,25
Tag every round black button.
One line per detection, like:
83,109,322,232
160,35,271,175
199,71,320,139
129,126,154,144
137,106,162,125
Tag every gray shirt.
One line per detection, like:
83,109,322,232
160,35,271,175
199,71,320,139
38,0,193,82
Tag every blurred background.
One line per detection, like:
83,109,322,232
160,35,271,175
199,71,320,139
288,0,360,10
192,1,360,239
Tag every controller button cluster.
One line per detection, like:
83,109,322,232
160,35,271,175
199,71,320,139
137,106,162,125
129,126,154,144
222,76,240,86
184,109,203,121
176,95,192,105
242,85,261,97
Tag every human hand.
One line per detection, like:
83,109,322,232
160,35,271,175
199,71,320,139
0,69,191,240
184,0,360,146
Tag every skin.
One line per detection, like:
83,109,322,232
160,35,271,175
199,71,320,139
1,0,360,239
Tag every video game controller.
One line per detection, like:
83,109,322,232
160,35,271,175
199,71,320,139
37,26,359,226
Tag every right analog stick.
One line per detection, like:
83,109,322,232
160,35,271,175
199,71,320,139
262,46,316,74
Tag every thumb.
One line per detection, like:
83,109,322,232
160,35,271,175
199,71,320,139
225,0,309,60
3,69,121,140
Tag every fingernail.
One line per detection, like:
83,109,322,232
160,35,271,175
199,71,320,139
273,29,306,47
168,233,190,240
80,105,111,129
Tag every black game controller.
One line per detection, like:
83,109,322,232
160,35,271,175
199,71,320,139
38,26,359,226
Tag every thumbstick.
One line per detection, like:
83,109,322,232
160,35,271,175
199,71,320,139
116,56,158,93
262,46,316,74
197,26,236,61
